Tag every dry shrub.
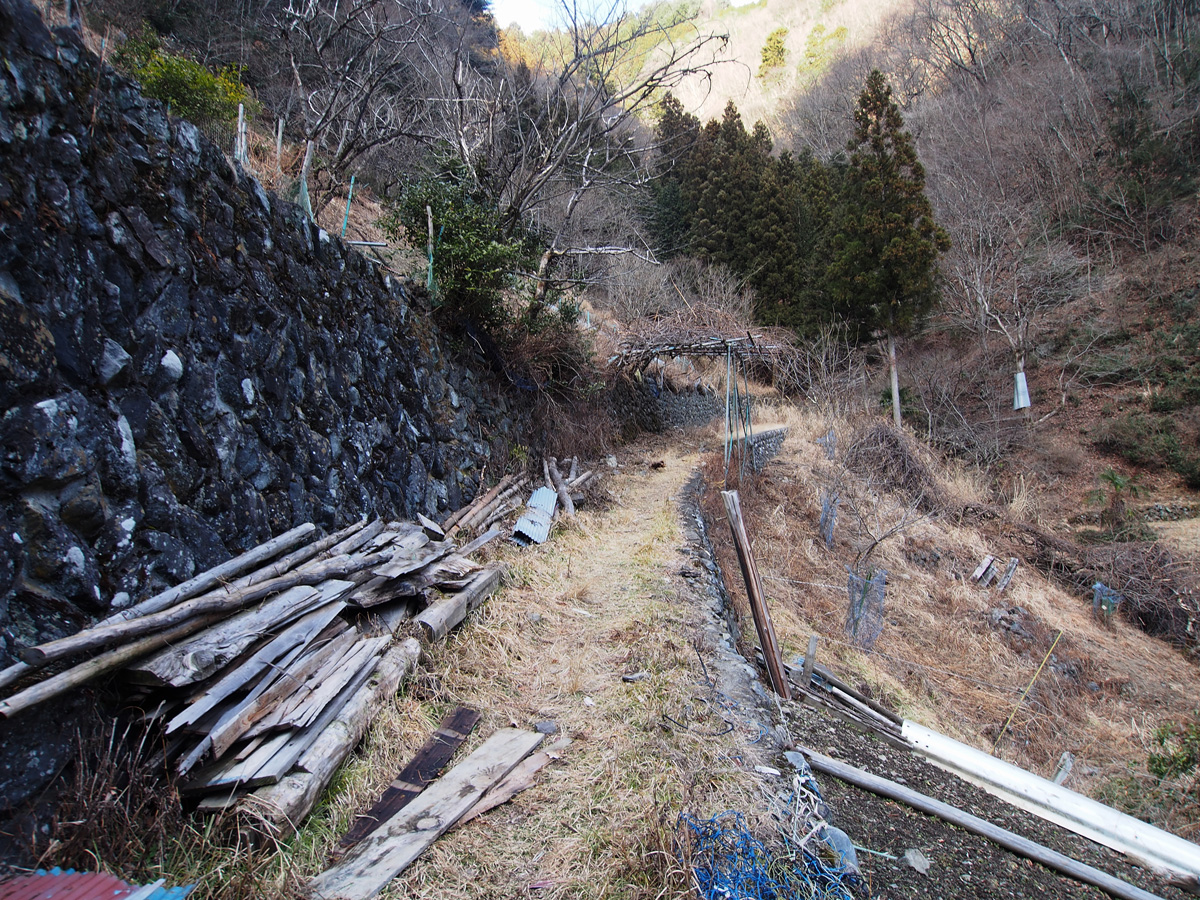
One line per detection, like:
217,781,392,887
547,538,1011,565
36,718,183,874
843,423,947,513
1081,542,1200,647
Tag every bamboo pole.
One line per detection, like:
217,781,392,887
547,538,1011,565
720,490,790,699
0,614,223,718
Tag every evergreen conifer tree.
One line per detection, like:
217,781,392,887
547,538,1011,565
827,70,949,427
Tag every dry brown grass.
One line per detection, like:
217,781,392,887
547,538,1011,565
699,398,1200,804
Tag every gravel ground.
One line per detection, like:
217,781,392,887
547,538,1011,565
775,700,1190,900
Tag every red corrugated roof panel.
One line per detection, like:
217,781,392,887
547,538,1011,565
0,868,133,900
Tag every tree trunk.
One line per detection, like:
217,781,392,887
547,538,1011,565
888,333,902,429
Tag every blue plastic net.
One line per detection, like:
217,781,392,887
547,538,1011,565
680,811,857,900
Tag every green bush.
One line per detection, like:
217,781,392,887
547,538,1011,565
114,31,252,124
381,169,534,332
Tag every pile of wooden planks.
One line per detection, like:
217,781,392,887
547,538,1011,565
441,461,603,541
0,517,506,830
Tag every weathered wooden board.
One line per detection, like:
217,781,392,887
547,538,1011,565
454,737,570,829
237,639,421,833
209,627,359,757
308,728,544,900
971,555,996,582
166,602,347,733
339,706,482,850
995,558,1020,593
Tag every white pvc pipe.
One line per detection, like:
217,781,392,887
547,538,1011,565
902,720,1200,891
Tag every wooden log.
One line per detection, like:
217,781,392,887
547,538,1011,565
0,613,223,718
236,639,421,834
567,456,578,481
22,554,388,667
0,661,31,693
339,706,482,850
547,457,575,517
414,568,502,643
220,520,370,596
481,501,516,530
800,747,1166,900
96,523,318,627
444,476,512,537
720,490,790,700
129,579,354,688
307,728,544,900
455,478,528,535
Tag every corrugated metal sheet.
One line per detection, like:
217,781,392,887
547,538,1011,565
513,487,557,545
0,869,194,900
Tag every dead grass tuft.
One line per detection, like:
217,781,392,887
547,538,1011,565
843,423,948,513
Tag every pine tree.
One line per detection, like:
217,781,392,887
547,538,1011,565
827,70,949,426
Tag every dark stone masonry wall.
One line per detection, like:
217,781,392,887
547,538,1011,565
0,0,521,673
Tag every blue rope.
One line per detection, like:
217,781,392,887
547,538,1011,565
681,811,858,900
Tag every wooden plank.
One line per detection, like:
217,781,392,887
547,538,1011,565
720,490,791,700
166,602,347,732
175,638,314,777
413,568,502,643
417,514,444,540
129,580,351,688
370,542,453,580
209,627,360,757
801,747,1166,900
181,731,293,795
995,558,1020,593
456,527,502,559
971,555,996,582
799,634,819,694
454,737,570,829
250,636,389,735
308,728,544,900
95,523,318,627
239,639,421,833
339,707,482,850
978,559,1000,587
240,650,385,787
22,554,387,667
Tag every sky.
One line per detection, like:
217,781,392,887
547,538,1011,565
490,0,560,33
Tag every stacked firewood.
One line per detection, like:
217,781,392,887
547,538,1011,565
0,517,504,828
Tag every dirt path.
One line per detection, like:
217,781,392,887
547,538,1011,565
329,436,772,900
325,432,1191,900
